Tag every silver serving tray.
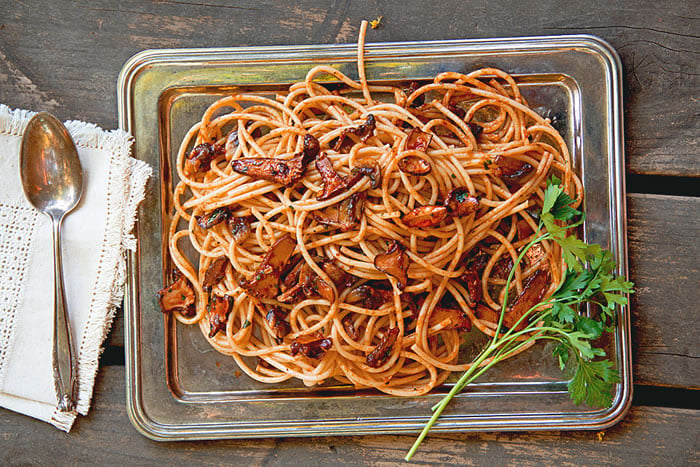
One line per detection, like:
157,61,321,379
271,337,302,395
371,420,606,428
118,35,631,440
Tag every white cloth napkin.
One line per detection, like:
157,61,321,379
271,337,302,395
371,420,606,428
0,105,151,431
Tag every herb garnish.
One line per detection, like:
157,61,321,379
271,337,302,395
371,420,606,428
405,176,633,460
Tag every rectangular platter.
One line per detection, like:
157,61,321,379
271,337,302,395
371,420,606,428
117,35,631,440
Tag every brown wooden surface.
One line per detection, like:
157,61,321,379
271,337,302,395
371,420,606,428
1,1,698,465
0,366,698,466
627,194,700,389
0,0,697,177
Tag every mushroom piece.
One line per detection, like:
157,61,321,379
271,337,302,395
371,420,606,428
302,263,337,303
429,306,472,332
315,152,353,200
208,294,233,337
517,218,535,240
444,188,480,217
266,307,291,340
459,248,489,303
231,153,309,188
320,259,355,289
366,327,399,368
467,122,483,138
302,133,321,159
475,304,500,322
303,258,354,303
451,105,470,122
405,128,433,152
184,143,225,176
239,234,297,299
277,261,314,304
403,81,424,107
526,243,546,266
342,315,359,340
158,274,196,317
290,333,333,359
227,215,255,245
224,130,239,158
373,241,409,290
460,271,482,304
333,114,376,152
196,207,231,229
462,247,490,272
345,284,394,309
202,256,229,292
349,161,381,189
401,205,449,228
344,284,418,314
310,191,366,232
503,269,550,331
492,255,514,279
494,154,534,183
230,134,319,187
398,155,432,176
279,254,304,291
277,258,351,304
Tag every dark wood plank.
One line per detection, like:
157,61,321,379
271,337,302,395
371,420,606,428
106,307,123,348
0,0,697,176
105,193,700,390
627,193,700,388
0,366,697,465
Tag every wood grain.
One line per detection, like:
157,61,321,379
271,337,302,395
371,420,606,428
0,0,697,175
0,1,698,463
105,194,700,390
627,193,700,388
0,366,697,465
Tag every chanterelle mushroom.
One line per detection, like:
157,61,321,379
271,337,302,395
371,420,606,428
333,114,376,152
290,333,333,359
208,294,233,337
444,187,479,217
158,274,196,317
239,234,297,299
311,191,366,232
494,154,534,184
401,205,448,228
202,256,229,292
373,241,409,290
504,269,550,330
230,134,320,187
366,327,399,368
184,143,224,176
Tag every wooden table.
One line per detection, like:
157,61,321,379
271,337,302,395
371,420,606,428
1,1,697,464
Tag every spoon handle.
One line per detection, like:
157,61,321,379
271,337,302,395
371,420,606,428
51,217,78,412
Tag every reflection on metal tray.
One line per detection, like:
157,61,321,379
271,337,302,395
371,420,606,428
118,35,630,440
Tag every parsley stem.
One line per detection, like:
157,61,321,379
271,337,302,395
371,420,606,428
406,177,633,460
406,345,495,461
491,232,550,344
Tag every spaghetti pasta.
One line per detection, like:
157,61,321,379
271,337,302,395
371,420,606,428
158,21,582,396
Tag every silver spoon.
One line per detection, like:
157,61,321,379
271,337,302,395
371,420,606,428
19,112,82,412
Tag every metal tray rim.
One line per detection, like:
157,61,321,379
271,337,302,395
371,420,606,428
119,34,631,441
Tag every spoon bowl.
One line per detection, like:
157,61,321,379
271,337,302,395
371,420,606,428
20,112,83,412
20,113,83,218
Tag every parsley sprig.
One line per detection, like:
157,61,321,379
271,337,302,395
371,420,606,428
405,176,634,461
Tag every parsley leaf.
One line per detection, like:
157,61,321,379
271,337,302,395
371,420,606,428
406,177,634,461
552,343,570,370
542,175,564,215
568,359,620,407
550,302,577,324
